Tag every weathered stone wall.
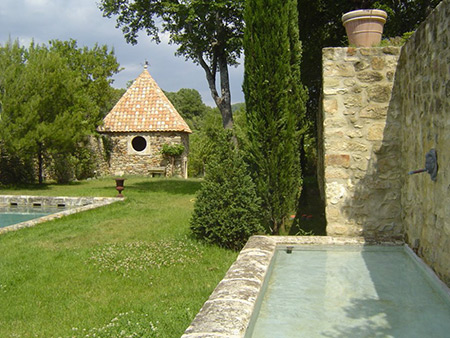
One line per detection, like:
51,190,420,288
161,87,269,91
320,47,402,239
99,132,189,178
396,0,450,285
320,0,449,284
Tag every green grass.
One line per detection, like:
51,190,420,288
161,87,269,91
0,177,238,337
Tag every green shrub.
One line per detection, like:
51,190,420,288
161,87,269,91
160,143,185,157
51,154,75,184
190,133,263,250
0,146,35,185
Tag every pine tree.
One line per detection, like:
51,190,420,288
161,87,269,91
242,0,307,234
0,40,120,184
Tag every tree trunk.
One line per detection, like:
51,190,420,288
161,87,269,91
197,52,234,130
37,145,43,184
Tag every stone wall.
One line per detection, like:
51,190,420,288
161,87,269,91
320,0,449,284
396,0,450,285
320,47,402,239
99,132,189,178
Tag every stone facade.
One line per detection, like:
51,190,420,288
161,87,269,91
97,66,191,178
320,0,449,284
101,132,189,177
320,46,402,239
396,0,450,285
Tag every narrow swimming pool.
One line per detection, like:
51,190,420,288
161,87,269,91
0,195,121,234
245,245,450,338
0,205,68,228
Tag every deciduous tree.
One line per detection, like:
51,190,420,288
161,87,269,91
165,88,211,130
99,0,244,129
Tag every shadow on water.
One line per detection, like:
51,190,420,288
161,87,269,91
321,246,450,338
126,179,202,195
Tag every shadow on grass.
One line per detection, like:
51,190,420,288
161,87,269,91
127,179,202,195
1,181,82,191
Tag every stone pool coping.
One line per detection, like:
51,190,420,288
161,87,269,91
182,235,404,338
0,195,122,235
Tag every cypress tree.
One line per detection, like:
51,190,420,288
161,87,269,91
243,0,307,234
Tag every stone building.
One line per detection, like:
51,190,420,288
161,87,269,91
98,65,191,178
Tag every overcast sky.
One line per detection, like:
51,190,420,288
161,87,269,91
0,0,245,106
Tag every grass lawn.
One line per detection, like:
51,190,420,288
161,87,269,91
0,177,238,337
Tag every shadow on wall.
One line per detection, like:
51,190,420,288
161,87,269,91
341,66,403,241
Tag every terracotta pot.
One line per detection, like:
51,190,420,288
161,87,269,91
342,9,387,47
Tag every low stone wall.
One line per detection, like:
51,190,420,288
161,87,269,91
99,132,189,178
396,0,450,285
320,46,402,239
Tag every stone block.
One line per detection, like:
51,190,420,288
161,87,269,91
325,154,350,168
346,47,357,56
382,46,401,55
323,77,341,88
346,129,363,139
325,168,350,180
386,70,396,81
324,118,348,129
326,181,347,205
343,94,362,108
359,48,377,56
343,79,356,87
367,124,386,141
371,57,385,70
326,223,349,236
345,141,368,153
323,98,338,114
368,85,392,103
357,71,384,83
354,61,370,71
329,63,355,77
359,106,388,119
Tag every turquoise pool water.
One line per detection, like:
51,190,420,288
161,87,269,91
246,245,450,338
0,206,65,228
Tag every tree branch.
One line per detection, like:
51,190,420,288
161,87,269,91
197,52,220,104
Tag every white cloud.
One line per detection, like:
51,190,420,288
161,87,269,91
0,0,245,106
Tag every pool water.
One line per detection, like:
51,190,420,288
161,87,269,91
246,246,450,338
0,206,66,228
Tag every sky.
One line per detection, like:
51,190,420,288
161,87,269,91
0,0,245,106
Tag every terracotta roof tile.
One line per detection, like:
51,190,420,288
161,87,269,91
98,67,192,133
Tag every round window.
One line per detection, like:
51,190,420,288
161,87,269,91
131,136,147,152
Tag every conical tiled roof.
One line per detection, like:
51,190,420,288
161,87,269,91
98,66,192,133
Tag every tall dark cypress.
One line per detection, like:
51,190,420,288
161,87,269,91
243,0,307,234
